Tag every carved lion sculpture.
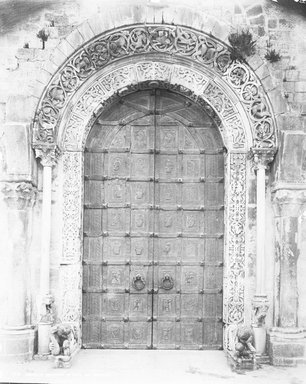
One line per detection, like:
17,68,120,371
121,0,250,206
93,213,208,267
235,325,256,359
49,323,78,357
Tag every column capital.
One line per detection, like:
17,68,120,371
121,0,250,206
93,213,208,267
1,181,37,210
34,145,60,167
272,187,306,217
249,147,276,171
252,295,269,327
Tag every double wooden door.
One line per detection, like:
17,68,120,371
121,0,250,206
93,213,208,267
82,90,224,350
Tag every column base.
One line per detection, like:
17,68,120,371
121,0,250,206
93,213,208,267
268,327,306,366
0,326,35,363
227,350,259,371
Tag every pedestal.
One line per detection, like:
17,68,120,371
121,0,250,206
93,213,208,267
268,328,306,366
0,326,35,362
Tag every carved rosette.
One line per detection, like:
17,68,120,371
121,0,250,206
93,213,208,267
35,145,61,167
1,182,37,210
33,24,276,151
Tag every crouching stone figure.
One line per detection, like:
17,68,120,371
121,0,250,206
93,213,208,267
235,325,256,360
49,323,78,368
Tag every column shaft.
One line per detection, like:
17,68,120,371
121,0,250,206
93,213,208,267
40,165,52,297
256,165,266,296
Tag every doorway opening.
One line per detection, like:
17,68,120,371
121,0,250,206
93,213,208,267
82,89,224,350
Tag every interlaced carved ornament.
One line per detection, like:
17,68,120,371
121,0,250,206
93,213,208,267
33,24,276,151
224,153,247,326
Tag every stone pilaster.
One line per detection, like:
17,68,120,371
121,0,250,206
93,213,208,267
0,181,37,362
270,187,306,366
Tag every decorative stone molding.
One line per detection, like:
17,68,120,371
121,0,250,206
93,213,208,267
1,182,37,210
34,145,61,167
224,153,247,326
59,60,250,151
62,152,83,264
33,24,276,150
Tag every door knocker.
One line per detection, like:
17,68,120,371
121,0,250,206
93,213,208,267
160,273,174,290
132,274,146,291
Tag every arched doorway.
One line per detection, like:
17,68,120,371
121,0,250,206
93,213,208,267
32,24,278,352
82,89,224,349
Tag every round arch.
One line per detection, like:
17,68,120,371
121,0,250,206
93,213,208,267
32,23,278,350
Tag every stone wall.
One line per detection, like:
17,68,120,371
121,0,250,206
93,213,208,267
0,0,305,364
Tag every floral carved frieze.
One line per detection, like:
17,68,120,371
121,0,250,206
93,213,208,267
62,152,83,263
225,153,247,325
33,24,276,150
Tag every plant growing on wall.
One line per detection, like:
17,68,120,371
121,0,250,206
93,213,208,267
36,28,49,50
228,29,256,61
265,48,281,63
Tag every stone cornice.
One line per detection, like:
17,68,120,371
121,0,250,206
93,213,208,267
1,181,37,210
34,145,61,167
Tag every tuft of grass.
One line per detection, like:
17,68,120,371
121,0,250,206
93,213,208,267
265,48,281,63
228,29,256,61
36,28,49,50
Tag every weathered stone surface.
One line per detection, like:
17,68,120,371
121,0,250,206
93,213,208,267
0,327,35,362
280,133,306,181
268,329,306,366
6,95,37,123
246,5,263,17
65,28,84,50
0,124,32,180
295,81,306,93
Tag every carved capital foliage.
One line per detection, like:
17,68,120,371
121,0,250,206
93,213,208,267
1,181,37,210
34,145,60,167
252,295,269,327
250,147,276,171
33,24,276,151
272,188,306,217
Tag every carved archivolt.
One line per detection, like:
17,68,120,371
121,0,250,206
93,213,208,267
33,24,276,151
62,61,247,151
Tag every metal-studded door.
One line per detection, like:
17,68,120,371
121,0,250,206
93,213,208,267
82,90,224,350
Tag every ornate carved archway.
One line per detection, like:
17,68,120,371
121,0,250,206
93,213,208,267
32,24,277,349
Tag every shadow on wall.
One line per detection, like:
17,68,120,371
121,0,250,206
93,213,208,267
0,0,60,33
268,0,306,17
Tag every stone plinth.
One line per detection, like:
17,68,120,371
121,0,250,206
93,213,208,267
0,326,35,363
268,328,306,366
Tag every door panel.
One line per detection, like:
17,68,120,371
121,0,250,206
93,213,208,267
82,90,224,350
